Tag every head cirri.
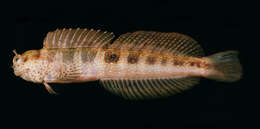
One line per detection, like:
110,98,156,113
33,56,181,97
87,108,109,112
12,49,47,83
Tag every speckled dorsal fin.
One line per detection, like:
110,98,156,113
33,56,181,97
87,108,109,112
43,28,115,49
109,31,204,57
100,77,199,100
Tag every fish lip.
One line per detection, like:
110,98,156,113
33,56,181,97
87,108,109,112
13,66,23,77
14,71,23,77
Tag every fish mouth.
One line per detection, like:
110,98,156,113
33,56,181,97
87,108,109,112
14,71,22,77
13,66,23,77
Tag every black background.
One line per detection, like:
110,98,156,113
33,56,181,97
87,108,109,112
9,1,253,129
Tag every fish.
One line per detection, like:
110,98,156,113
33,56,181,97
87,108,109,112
12,28,242,100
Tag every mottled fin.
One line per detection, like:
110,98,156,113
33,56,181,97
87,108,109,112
43,28,115,49
206,51,242,82
100,77,199,100
109,31,204,57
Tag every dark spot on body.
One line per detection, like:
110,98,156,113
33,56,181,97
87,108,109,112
173,59,183,66
105,51,120,63
146,56,157,65
173,60,178,65
161,57,168,65
190,62,195,66
200,62,211,69
188,61,204,68
110,54,117,60
128,57,137,64
127,52,140,64
204,63,210,68
195,62,201,68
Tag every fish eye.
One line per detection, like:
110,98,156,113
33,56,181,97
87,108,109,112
15,57,19,62
13,56,20,63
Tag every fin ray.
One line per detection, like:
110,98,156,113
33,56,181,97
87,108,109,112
101,77,199,100
58,63,82,81
43,28,115,49
205,51,242,82
111,31,204,57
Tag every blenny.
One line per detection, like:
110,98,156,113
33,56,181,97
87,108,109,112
12,28,242,100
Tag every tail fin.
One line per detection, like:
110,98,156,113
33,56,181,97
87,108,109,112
205,51,242,82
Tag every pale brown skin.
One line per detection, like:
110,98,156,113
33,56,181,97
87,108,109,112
97,49,211,80
13,28,225,96
13,29,242,97
13,48,211,84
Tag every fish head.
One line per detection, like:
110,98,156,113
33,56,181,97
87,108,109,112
12,49,47,83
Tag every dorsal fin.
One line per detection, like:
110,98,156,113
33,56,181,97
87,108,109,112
109,31,204,57
43,28,115,49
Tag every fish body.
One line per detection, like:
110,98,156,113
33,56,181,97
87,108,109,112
13,28,242,99
32,48,208,82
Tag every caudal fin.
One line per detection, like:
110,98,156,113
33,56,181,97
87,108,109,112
205,51,242,82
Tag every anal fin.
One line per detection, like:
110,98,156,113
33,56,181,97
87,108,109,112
100,77,200,100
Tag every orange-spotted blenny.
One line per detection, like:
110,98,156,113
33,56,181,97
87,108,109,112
12,28,242,100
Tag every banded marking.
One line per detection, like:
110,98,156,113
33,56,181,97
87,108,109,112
47,50,57,62
81,48,98,63
62,49,75,64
